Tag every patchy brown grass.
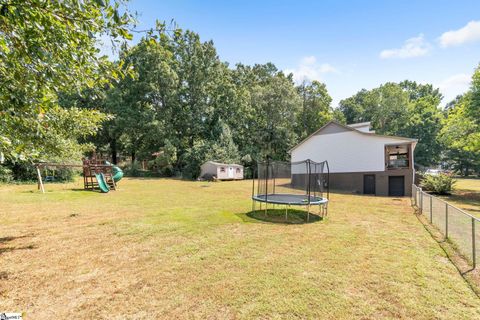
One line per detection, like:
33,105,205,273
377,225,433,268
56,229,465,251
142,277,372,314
0,178,479,319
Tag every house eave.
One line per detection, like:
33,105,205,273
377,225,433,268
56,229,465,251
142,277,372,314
289,120,417,154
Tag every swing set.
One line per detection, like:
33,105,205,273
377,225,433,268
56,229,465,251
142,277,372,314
34,157,123,193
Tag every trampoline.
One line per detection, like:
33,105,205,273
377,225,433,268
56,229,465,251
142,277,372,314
251,159,329,222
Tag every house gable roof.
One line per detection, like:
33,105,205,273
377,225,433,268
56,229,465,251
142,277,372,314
289,120,417,153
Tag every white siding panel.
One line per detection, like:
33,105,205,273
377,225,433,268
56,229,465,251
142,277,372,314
291,131,403,173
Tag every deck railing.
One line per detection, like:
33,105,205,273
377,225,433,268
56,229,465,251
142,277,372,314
387,159,409,169
411,184,479,269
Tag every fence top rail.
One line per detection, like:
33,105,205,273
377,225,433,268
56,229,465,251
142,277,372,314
413,184,480,222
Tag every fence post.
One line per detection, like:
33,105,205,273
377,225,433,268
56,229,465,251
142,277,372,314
430,195,433,224
413,185,416,206
445,203,448,240
473,218,476,269
420,191,423,214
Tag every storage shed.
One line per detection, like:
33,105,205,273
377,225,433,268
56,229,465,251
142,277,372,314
200,161,244,180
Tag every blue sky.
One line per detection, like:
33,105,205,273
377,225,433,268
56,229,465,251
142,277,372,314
122,0,480,107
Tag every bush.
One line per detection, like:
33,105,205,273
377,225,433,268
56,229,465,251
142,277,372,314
181,140,211,179
123,161,142,177
52,167,77,182
10,162,38,181
0,165,13,183
149,140,177,176
420,173,456,195
0,162,77,182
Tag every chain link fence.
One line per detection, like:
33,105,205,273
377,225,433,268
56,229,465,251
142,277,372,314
412,184,479,268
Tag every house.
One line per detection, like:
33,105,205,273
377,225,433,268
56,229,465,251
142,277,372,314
200,161,244,180
289,121,417,196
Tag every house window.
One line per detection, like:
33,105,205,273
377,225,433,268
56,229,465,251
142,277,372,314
236,168,241,173
220,167,225,172
386,145,410,169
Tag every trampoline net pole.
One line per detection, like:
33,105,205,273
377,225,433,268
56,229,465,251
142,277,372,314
251,167,256,211
265,159,268,203
307,159,311,205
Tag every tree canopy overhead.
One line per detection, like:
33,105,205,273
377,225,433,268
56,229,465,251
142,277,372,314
0,0,133,161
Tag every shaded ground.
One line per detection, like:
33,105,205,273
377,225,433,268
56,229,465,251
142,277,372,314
0,178,479,319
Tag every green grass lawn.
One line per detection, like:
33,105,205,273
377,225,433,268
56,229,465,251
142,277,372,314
0,178,479,319
440,178,480,217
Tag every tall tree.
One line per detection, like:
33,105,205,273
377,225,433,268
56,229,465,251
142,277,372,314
296,80,333,139
440,65,480,175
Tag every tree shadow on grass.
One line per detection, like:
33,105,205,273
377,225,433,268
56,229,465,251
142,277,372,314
0,235,36,256
237,209,323,224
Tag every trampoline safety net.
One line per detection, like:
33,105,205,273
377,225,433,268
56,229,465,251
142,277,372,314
252,159,329,205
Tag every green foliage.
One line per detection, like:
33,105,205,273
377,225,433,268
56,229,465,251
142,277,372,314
440,93,480,175
76,27,340,178
400,96,444,165
420,173,456,195
4,161,75,182
209,122,240,164
123,161,142,177
181,140,212,179
0,0,133,162
438,66,480,175
0,165,13,183
150,140,177,176
296,81,333,139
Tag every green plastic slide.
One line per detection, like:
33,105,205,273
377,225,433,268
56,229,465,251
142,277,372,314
106,161,124,183
95,173,110,193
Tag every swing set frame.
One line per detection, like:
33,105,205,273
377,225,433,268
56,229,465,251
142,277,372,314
34,161,116,193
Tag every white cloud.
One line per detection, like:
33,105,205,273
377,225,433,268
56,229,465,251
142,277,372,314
284,56,337,83
439,20,480,47
380,34,430,59
437,73,471,103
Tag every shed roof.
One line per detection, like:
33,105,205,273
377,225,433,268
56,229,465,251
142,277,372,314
204,161,243,167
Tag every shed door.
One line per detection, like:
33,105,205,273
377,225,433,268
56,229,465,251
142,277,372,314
363,175,376,195
389,176,405,196
228,167,234,178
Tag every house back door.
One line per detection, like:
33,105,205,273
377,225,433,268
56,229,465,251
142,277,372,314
363,175,375,195
388,176,405,196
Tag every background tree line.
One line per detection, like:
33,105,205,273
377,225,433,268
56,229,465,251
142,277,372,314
60,26,342,178
76,26,478,178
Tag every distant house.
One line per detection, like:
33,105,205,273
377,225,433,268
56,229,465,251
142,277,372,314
200,161,244,180
289,121,417,196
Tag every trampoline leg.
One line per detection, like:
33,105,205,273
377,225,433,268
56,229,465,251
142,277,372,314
285,205,288,221
265,202,267,217
307,204,310,222
260,202,262,211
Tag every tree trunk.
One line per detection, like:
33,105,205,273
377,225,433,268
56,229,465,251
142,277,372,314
110,138,117,164
131,151,136,164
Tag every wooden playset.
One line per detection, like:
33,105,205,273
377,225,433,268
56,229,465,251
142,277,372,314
35,156,123,193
